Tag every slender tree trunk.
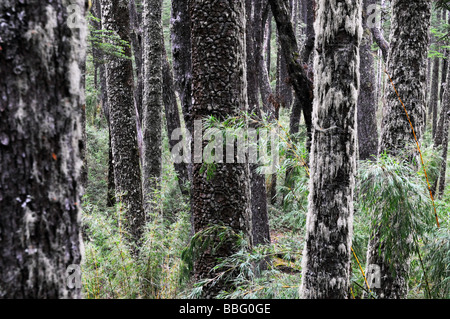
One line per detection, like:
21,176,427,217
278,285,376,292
101,0,145,252
171,0,193,135
366,0,431,299
141,0,163,214
429,10,442,138
300,0,361,299
269,0,314,150
191,0,252,298
0,0,86,298
162,49,190,196
434,59,450,198
247,0,271,247
358,0,379,160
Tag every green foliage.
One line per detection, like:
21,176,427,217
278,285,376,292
358,152,435,265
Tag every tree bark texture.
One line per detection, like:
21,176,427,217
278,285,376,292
300,0,361,299
142,0,163,214
367,0,431,299
358,0,379,160
0,0,86,298
101,0,145,251
190,0,252,298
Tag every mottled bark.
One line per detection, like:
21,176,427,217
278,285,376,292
191,0,252,298
101,0,145,251
246,0,271,247
162,49,190,196
366,0,431,299
0,0,86,298
429,10,443,139
300,0,361,299
434,59,450,198
142,0,163,213
171,0,193,135
358,0,379,160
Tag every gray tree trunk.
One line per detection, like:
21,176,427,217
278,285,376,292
101,0,145,252
142,0,163,214
0,0,86,298
246,0,271,247
191,0,252,298
358,0,379,160
366,0,431,299
299,0,361,299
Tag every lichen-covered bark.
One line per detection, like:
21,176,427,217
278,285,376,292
0,0,86,298
190,0,252,298
367,0,431,299
100,0,145,251
142,0,163,213
300,0,361,299
358,0,379,160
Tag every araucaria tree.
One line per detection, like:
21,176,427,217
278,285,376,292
0,0,86,298
365,0,431,299
141,0,163,212
100,0,145,252
300,0,362,299
190,0,252,298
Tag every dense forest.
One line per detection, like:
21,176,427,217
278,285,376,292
0,0,449,300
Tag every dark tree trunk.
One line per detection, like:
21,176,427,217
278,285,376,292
269,0,313,150
162,49,190,197
171,0,193,135
358,0,379,160
366,0,431,299
191,0,252,298
101,0,145,252
429,11,442,139
299,0,361,299
0,0,86,298
129,0,144,126
141,0,163,214
246,0,271,247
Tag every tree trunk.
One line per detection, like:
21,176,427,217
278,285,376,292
141,0,163,214
101,0,145,252
162,49,190,196
0,0,86,298
269,0,313,150
191,0,252,298
299,0,361,299
246,0,271,247
429,11,442,139
366,0,431,299
171,0,193,135
358,0,379,160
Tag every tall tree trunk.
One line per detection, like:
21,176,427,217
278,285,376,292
171,0,193,135
269,0,313,150
300,0,361,299
358,0,379,160
191,0,252,298
434,59,450,198
366,0,431,299
429,10,442,139
246,0,271,247
142,0,163,214
101,0,145,252
162,49,190,196
0,0,86,298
